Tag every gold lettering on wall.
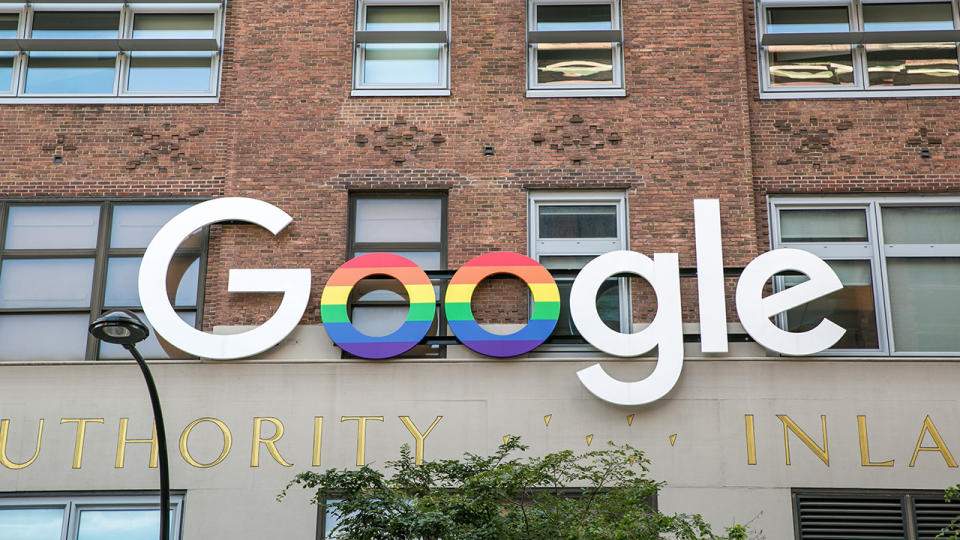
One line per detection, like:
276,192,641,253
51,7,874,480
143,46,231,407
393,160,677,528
179,417,232,468
399,416,442,466
0,419,43,470
909,415,958,468
341,416,383,466
60,418,104,469
251,417,292,467
115,419,158,469
313,417,323,467
856,415,893,467
777,414,829,466
744,414,757,465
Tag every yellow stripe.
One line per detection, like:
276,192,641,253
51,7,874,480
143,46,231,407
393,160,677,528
320,285,352,305
406,284,436,304
445,283,476,303
530,283,560,303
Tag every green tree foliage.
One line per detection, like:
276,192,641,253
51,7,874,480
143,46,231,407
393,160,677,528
280,437,745,540
940,484,960,539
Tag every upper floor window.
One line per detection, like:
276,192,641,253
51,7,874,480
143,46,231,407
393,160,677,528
526,0,625,97
529,191,629,347
0,2,224,104
771,196,960,355
352,0,450,96
0,201,206,361
757,0,960,98
0,492,185,540
346,193,446,355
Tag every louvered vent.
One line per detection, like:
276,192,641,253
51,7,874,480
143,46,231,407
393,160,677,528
913,495,960,540
796,493,906,540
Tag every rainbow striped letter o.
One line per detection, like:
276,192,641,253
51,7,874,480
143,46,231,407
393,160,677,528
321,253,436,359
444,252,559,357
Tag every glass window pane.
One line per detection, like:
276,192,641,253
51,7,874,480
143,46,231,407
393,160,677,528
863,3,953,31
540,255,598,269
353,251,441,270
99,311,195,359
766,7,853,86
0,13,16,38
0,259,94,308
536,44,614,85
132,13,215,38
536,4,612,31
0,314,89,361
351,305,409,337
866,43,959,86
779,209,868,242
105,255,198,308
0,507,64,540
887,258,960,352
0,55,11,93
5,206,100,249
882,206,960,243
783,260,880,349
24,55,116,95
363,44,440,85
354,199,442,243
539,205,617,238
128,56,212,93
111,204,198,248
365,5,440,30
31,12,119,39
554,279,619,336
77,508,172,540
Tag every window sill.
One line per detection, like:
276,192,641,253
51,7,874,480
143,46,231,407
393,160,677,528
526,88,625,98
0,96,220,105
351,88,450,97
760,88,960,99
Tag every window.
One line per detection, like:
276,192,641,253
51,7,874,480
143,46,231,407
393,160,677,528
0,201,206,361
0,2,224,103
757,0,960,98
0,493,185,540
771,196,960,355
793,488,960,539
346,193,446,355
526,0,625,97
352,0,450,96
528,192,629,346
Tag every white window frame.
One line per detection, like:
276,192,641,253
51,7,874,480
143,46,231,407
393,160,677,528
528,191,630,351
756,0,960,98
770,194,960,356
0,492,185,540
352,0,450,97
0,1,225,104
526,0,625,98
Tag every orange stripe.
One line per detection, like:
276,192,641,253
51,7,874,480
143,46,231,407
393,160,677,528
449,265,553,285
326,266,431,287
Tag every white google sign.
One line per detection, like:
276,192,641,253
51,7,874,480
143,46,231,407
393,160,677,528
139,198,845,406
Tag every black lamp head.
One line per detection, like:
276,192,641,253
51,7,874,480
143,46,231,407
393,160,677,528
89,309,150,345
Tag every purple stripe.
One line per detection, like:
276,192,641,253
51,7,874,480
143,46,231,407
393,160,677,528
340,341,418,359
460,340,545,358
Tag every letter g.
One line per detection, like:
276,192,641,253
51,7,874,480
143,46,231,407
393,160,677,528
139,198,310,359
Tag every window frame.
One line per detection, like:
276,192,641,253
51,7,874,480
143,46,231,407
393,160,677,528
0,1,225,104
345,191,448,356
756,0,960,98
351,0,451,97
0,491,186,540
0,199,208,361
526,0,626,98
770,194,960,356
528,191,630,351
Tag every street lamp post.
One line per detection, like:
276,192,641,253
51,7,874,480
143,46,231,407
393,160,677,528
89,310,169,540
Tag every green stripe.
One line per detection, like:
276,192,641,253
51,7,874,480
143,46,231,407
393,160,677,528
531,301,561,321
444,302,475,321
407,302,436,322
320,304,349,324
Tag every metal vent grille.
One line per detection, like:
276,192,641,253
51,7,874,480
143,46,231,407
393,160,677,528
796,494,906,539
913,496,960,540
